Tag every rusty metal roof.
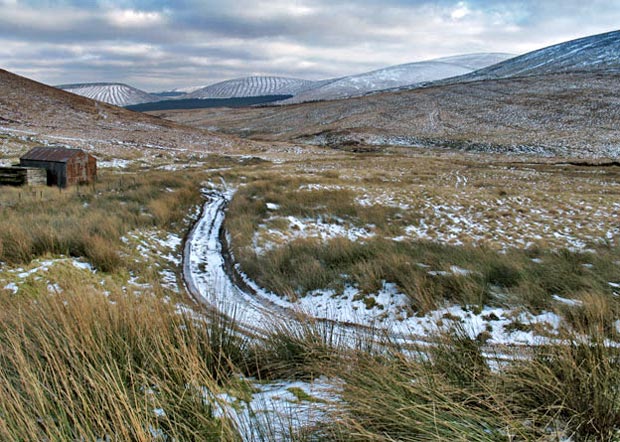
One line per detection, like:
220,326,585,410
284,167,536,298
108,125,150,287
20,147,83,163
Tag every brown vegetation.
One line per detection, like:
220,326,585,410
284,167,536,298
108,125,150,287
152,72,620,158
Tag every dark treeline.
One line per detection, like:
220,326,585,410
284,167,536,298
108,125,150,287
126,95,292,111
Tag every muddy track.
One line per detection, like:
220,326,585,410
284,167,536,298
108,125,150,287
181,186,530,358
181,186,411,347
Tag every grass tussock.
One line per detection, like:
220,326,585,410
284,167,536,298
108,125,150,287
504,336,620,440
327,333,526,441
248,316,345,381
315,325,620,441
0,285,250,441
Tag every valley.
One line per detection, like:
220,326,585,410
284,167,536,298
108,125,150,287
152,71,620,158
2,27,620,441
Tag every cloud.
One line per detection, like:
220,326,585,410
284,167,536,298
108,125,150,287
0,0,618,90
105,8,167,28
450,1,471,20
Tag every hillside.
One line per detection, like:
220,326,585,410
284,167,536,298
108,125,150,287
58,83,160,107
281,53,513,104
185,76,323,99
449,30,620,83
152,71,620,158
0,69,250,156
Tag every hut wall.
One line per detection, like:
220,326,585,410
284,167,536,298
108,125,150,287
0,167,47,186
19,160,66,187
0,167,26,186
87,155,97,182
66,151,94,186
25,168,48,186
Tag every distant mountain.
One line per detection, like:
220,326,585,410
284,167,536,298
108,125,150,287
152,30,620,158
280,53,513,104
154,71,620,158
170,85,208,94
185,76,323,99
153,85,208,98
151,91,187,98
457,30,620,81
57,82,159,107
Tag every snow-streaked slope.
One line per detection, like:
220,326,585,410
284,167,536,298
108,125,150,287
281,53,513,104
466,30,620,80
432,53,514,70
58,83,159,107
185,76,323,99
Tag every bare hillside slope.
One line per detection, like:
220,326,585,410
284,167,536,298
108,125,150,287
152,72,620,158
0,69,247,155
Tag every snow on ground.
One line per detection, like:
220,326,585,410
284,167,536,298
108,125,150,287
214,377,339,441
141,374,339,442
289,181,619,251
98,159,133,169
286,171,620,251
552,294,583,307
184,186,279,329
187,186,572,347
3,282,18,294
253,183,620,254
253,214,375,254
399,196,620,250
0,257,95,294
238,270,565,346
122,229,183,292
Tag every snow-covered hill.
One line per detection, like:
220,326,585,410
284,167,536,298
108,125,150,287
280,53,513,104
185,76,323,99
58,83,159,107
465,30,620,80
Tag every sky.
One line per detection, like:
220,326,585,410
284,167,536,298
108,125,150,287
0,0,618,91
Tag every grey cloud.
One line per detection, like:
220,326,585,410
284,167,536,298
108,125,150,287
0,0,619,90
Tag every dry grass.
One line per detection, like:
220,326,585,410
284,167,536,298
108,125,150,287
0,169,206,271
248,315,347,381
320,331,528,441
238,154,620,251
306,323,620,441
2,145,620,438
224,155,620,322
220,152,620,439
0,283,246,440
503,335,620,440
